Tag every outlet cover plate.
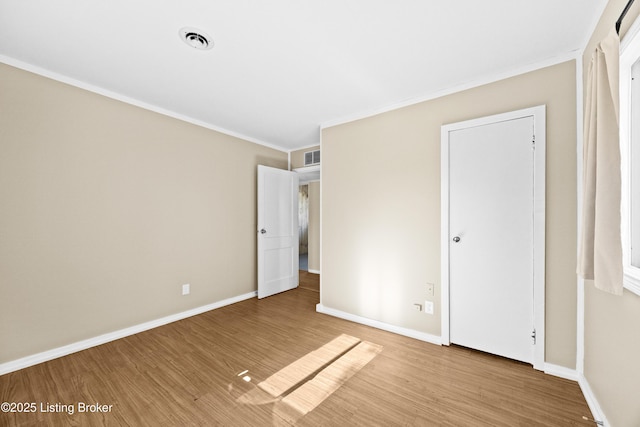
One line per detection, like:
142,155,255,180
182,284,190,295
424,300,434,314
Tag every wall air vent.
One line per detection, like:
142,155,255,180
304,150,320,166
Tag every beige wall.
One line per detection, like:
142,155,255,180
290,145,320,169
322,60,577,368
308,181,320,272
0,63,287,364
583,1,640,425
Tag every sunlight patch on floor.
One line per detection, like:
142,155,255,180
233,334,382,425
274,341,382,424
258,334,360,397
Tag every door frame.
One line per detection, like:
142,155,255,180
440,105,546,370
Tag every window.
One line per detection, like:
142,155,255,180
620,19,640,295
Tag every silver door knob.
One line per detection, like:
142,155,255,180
452,236,461,243
260,229,267,234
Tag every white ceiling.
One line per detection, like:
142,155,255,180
0,1,605,151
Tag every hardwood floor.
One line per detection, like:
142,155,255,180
1,274,592,426
298,271,319,293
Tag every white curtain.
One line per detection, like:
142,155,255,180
577,27,624,295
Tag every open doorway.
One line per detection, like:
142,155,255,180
295,163,320,293
299,185,309,271
297,179,320,275
299,181,320,293
293,158,320,283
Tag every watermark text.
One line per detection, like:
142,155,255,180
1,401,113,415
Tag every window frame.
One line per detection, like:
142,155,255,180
620,16,640,296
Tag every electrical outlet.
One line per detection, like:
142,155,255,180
424,300,434,315
426,283,434,297
182,283,190,295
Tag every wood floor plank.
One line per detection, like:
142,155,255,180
1,273,592,426
298,271,319,293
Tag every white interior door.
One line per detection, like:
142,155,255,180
257,165,299,299
448,116,535,364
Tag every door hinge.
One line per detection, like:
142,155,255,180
531,329,537,345
532,135,536,150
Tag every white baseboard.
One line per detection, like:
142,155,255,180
0,291,257,376
578,374,609,426
315,304,442,345
544,363,580,381
308,269,320,274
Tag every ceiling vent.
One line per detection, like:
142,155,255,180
304,150,320,166
179,27,214,50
